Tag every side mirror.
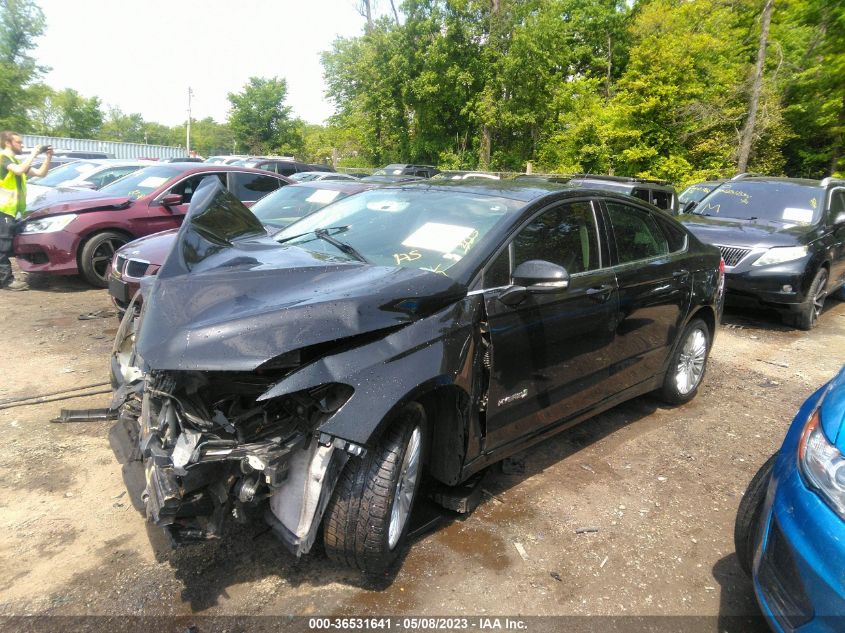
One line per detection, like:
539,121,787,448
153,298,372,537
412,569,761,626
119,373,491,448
682,200,697,214
498,260,570,307
75,180,96,189
834,212,845,226
160,193,182,207
513,260,570,292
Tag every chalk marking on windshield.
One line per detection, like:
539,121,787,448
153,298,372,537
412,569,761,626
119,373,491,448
394,250,422,265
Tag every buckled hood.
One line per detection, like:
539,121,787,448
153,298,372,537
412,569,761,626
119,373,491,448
26,189,132,216
136,180,466,371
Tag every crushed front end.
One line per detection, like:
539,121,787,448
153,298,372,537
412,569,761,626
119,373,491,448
110,365,354,554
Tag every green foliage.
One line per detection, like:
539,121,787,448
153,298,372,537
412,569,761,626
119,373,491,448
28,87,103,138
0,0,46,131
227,76,303,155
6,0,841,183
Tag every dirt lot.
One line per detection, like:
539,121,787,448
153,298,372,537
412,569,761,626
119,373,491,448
0,276,843,632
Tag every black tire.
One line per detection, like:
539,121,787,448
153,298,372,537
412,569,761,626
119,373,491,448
734,453,776,576
792,267,828,331
323,403,427,574
79,231,129,288
831,283,845,302
660,318,711,405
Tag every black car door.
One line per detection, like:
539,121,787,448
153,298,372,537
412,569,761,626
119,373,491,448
482,199,620,451
601,200,692,391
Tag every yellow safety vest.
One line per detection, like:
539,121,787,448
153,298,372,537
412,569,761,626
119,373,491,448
0,152,24,218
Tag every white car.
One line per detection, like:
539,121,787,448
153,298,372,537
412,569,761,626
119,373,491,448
26,159,154,206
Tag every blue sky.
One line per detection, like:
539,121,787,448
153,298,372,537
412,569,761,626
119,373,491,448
33,0,373,126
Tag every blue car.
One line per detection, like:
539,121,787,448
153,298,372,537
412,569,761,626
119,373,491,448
735,365,845,632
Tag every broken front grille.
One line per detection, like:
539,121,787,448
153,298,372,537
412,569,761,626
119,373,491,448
716,245,752,267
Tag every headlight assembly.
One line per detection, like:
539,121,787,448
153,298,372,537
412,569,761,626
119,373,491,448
752,245,808,267
798,406,845,520
20,213,78,234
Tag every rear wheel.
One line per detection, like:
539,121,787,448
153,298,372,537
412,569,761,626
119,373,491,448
80,230,129,287
660,318,710,405
323,403,427,574
734,453,776,576
792,267,828,331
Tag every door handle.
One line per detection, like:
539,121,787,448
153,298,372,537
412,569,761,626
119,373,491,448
586,285,612,302
672,269,690,279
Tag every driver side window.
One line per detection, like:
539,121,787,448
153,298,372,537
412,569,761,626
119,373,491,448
169,173,225,203
483,201,600,288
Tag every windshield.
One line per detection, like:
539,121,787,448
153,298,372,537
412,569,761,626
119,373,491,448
679,182,719,205
695,182,823,224
33,161,101,186
251,185,358,228
99,165,182,200
274,188,519,276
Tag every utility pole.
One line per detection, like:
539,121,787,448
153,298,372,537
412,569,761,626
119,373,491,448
186,86,193,155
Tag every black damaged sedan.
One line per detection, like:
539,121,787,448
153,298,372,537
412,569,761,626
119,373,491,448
110,178,723,574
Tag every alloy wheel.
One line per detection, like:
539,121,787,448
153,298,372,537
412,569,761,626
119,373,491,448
811,270,828,326
675,328,707,395
91,238,126,284
388,425,422,550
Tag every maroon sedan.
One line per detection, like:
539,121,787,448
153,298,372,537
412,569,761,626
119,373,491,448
108,180,375,312
14,163,289,287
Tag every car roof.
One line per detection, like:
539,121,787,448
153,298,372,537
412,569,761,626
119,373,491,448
387,180,686,213
724,176,823,188
289,180,374,193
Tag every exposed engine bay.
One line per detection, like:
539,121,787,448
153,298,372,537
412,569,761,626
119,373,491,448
110,334,357,555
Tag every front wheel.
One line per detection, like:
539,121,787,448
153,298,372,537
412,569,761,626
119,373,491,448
660,318,711,405
792,267,828,331
323,403,427,574
79,230,129,287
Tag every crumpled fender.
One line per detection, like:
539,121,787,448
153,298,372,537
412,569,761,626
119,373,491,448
258,297,483,447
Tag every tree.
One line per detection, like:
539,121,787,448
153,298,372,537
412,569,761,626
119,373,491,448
100,107,146,143
0,0,46,131
738,0,775,172
30,88,103,138
227,77,302,155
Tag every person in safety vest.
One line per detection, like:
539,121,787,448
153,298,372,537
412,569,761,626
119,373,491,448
0,131,52,290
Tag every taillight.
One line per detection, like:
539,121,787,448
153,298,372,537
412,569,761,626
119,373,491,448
719,258,725,275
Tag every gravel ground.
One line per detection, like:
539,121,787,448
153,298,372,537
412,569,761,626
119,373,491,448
0,275,843,633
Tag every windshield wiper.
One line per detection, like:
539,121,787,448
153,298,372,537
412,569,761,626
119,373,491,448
276,225,369,263
275,225,349,243
314,229,369,263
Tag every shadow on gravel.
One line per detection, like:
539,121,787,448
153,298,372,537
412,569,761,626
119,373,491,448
24,273,93,294
712,554,770,632
721,301,841,332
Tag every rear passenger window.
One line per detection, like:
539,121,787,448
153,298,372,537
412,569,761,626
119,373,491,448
606,202,669,263
230,173,282,201
655,216,688,252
